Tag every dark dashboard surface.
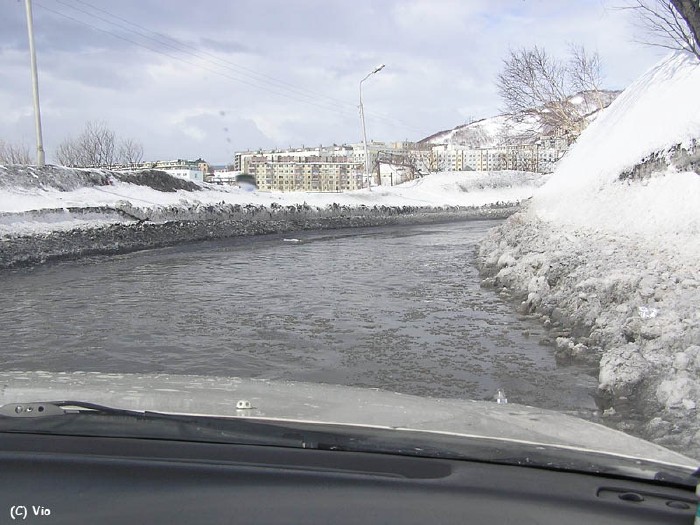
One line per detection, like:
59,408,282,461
0,432,696,524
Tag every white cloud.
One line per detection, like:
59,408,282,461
392,0,491,34
0,0,671,164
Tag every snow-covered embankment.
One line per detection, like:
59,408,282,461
0,168,542,268
477,52,700,458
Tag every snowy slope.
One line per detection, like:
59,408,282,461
477,51,700,459
423,113,541,148
423,90,620,147
533,52,700,259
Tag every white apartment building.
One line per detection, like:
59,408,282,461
429,137,568,173
234,142,397,192
114,159,205,182
232,136,567,192
153,159,204,182
248,155,363,192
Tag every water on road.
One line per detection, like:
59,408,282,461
0,220,598,415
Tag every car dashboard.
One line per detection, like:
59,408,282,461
0,432,697,524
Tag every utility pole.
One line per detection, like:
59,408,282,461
25,0,45,167
359,64,384,191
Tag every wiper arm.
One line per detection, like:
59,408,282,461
0,400,345,450
0,401,142,418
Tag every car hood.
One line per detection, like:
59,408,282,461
0,370,696,470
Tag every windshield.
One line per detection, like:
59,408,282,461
1,0,699,482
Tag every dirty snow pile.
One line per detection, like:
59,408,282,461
0,168,543,237
477,52,700,458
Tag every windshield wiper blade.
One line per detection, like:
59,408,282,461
0,401,141,418
0,400,344,449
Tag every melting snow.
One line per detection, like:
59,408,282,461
478,51,700,460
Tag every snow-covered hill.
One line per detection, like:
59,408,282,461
422,90,620,148
477,51,700,459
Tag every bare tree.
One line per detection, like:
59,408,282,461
55,121,143,168
0,140,32,164
495,122,512,147
496,45,604,136
625,0,700,59
568,44,606,110
83,121,116,167
118,138,144,165
405,148,436,175
55,139,80,167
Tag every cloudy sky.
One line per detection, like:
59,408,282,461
1,0,668,165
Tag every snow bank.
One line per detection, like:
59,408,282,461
477,52,700,459
533,51,700,259
0,167,539,267
0,167,543,236
0,167,542,216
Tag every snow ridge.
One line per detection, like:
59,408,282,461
534,52,700,261
422,90,620,148
477,51,700,459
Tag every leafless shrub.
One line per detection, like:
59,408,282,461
0,140,32,164
55,140,79,167
56,121,115,167
55,121,145,168
118,138,144,166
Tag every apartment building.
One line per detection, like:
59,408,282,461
234,142,396,192
248,155,364,192
112,159,206,181
232,136,567,192
149,159,205,181
430,137,568,173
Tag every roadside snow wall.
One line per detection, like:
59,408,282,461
0,204,514,269
0,166,541,268
477,51,700,459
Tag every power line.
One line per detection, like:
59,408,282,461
34,1,358,118
32,0,427,136
68,0,360,113
66,0,424,133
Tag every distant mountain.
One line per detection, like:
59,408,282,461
420,90,621,148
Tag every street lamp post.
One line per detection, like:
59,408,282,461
24,0,45,167
359,64,384,190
